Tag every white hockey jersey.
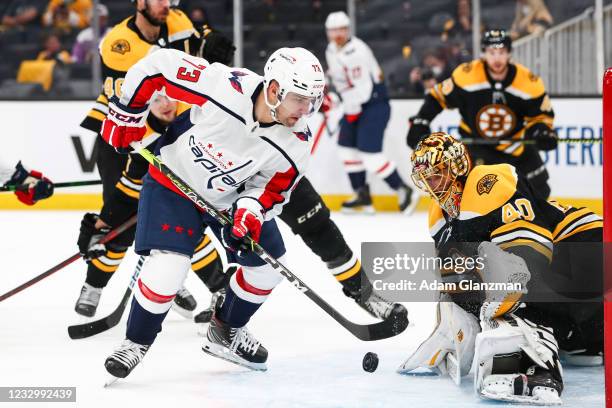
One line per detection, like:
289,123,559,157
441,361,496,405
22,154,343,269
0,158,17,186
116,48,313,220
325,37,384,115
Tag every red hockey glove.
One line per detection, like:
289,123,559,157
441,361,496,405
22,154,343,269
221,198,264,255
9,161,54,206
101,97,148,153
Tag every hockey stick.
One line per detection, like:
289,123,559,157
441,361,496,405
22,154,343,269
460,138,602,145
0,179,102,192
68,255,144,340
0,215,137,302
134,146,408,341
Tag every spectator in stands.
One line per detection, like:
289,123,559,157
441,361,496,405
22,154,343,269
42,0,92,34
409,48,450,95
37,32,72,64
1,0,47,29
510,0,553,40
441,0,472,42
71,3,109,64
188,6,208,27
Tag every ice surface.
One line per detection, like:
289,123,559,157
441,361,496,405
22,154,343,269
0,211,604,407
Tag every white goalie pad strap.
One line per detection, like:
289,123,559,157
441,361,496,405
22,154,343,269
397,299,480,379
477,242,531,320
134,249,191,314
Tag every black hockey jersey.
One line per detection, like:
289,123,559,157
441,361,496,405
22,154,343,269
415,59,555,158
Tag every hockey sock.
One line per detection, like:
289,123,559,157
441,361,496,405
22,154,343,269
348,170,366,191
217,285,262,328
85,246,128,288
383,169,403,190
126,297,169,345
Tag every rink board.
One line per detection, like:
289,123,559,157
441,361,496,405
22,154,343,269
0,98,602,211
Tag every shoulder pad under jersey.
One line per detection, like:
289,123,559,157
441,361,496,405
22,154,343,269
100,17,152,73
451,59,488,91
506,62,546,100
459,163,518,220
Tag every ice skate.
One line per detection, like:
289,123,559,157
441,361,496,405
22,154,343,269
74,282,103,317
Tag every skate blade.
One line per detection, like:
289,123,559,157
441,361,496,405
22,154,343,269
171,303,194,319
196,323,210,337
202,341,267,372
341,205,375,215
103,376,119,388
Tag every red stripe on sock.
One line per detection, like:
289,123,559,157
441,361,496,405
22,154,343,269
235,268,272,296
376,162,390,174
138,279,176,304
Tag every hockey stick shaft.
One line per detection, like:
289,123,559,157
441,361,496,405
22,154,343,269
0,215,137,302
135,146,408,341
0,179,102,192
460,138,601,145
310,114,327,154
67,255,144,339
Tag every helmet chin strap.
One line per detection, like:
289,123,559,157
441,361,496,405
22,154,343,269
263,81,282,122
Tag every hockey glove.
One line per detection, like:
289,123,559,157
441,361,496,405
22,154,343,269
101,96,148,154
525,123,558,151
188,26,235,65
406,116,432,150
8,161,54,206
77,213,111,260
221,199,264,256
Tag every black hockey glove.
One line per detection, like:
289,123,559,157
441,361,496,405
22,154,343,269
525,123,558,151
77,213,110,260
406,116,432,149
188,26,235,65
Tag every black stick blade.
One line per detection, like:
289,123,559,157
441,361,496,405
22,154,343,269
68,289,132,340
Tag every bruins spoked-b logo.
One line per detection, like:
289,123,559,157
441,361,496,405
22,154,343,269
111,39,130,55
476,104,516,138
477,174,498,195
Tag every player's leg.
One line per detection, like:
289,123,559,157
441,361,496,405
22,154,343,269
105,175,204,378
200,218,286,371
190,233,230,323
337,118,373,213
74,137,133,317
278,176,406,319
356,99,416,213
523,227,604,366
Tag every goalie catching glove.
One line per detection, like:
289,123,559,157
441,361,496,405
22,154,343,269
100,96,148,153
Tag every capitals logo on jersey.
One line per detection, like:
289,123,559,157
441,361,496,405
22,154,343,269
293,127,312,142
228,71,248,94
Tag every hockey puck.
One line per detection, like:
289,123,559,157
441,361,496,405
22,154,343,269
362,352,379,372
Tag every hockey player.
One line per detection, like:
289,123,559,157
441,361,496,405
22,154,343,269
398,133,602,404
324,11,416,213
101,46,326,377
74,0,234,317
406,29,558,198
0,160,54,205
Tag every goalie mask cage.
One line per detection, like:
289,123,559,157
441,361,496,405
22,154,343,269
604,68,612,406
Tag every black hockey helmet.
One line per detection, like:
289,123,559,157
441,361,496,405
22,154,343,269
481,29,512,52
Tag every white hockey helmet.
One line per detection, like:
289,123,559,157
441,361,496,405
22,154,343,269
263,47,326,120
325,11,350,30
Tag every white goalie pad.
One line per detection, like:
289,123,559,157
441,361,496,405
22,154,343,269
474,316,562,405
397,298,480,384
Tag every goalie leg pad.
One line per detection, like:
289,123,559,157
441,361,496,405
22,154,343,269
474,316,563,405
398,299,480,379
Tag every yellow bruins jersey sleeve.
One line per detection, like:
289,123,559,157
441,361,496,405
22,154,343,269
80,10,196,133
510,63,555,132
